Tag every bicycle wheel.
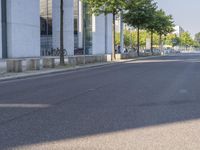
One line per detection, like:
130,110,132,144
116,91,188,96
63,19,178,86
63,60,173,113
63,49,68,56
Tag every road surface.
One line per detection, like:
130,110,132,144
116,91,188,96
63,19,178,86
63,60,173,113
1,55,200,150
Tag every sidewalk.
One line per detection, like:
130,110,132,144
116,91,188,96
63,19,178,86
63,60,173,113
0,56,160,81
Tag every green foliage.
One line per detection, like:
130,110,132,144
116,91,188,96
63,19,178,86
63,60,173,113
153,33,159,45
162,32,200,48
164,34,180,47
123,0,157,29
124,30,131,47
115,32,120,45
180,32,193,47
193,41,200,48
116,30,150,48
152,9,175,36
140,31,148,47
123,0,157,55
82,0,126,15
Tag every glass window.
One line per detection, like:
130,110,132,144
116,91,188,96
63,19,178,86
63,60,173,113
40,0,53,54
83,3,93,55
74,0,79,49
40,0,52,35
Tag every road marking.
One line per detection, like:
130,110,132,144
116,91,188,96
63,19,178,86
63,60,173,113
0,103,51,108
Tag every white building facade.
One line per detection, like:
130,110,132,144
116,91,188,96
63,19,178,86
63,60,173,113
0,0,40,59
173,25,184,37
0,0,113,59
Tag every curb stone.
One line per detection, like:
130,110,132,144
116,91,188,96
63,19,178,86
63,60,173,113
0,55,162,82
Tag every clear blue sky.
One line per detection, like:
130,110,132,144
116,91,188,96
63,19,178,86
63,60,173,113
155,0,200,37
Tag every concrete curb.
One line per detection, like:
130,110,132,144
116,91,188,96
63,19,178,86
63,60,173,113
0,55,162,82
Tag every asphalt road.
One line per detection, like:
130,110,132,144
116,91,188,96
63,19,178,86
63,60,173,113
1,55,200,150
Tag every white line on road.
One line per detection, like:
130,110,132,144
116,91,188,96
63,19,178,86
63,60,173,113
0,103,51,108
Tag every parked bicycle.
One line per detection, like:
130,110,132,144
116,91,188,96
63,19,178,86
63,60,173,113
46,48,68,56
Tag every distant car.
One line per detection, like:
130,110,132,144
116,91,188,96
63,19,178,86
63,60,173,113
144,49,151,54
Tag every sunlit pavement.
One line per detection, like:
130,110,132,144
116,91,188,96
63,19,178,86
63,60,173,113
14,120,200,150
1,54,200,150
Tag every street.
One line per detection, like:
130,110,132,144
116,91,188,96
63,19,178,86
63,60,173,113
1,55,200,149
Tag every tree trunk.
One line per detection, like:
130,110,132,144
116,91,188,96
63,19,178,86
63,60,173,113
120,11,124,54
150,31,153,55
137,26,140,56
159,34,162,51
60,0,65,65
105,14,107,54
130,31,133,49
112,13,116,60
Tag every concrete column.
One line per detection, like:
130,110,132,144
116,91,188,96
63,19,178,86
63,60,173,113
0,1,2,59
6,0,40,58
106,14,113,54
92,14,106,55
91,13,113,55
52,0,74,55
78,0,83,48
1,0,8,59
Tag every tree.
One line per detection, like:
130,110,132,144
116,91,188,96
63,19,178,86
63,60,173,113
193,41,200,48
124,30,131,47
152,9,174,50
153,33,159,46
172,36,181,47
180,32,193,50
146,11,158,54
139,30,148,48
82,0,126,60
123,0,157,56
60,0,65,65
164,34,180,47
124,29,137,49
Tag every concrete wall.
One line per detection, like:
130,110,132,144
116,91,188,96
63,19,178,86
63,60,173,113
0,1,2,59
106,14,113,54
52,0,74,55
78,1,83,48
6,0,40,58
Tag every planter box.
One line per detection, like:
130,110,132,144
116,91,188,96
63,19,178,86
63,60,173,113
43,58,55,68
6,59,23,72
26,59,40,70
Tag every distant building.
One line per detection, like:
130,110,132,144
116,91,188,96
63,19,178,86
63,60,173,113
0,0,113,59
173,26,184,37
